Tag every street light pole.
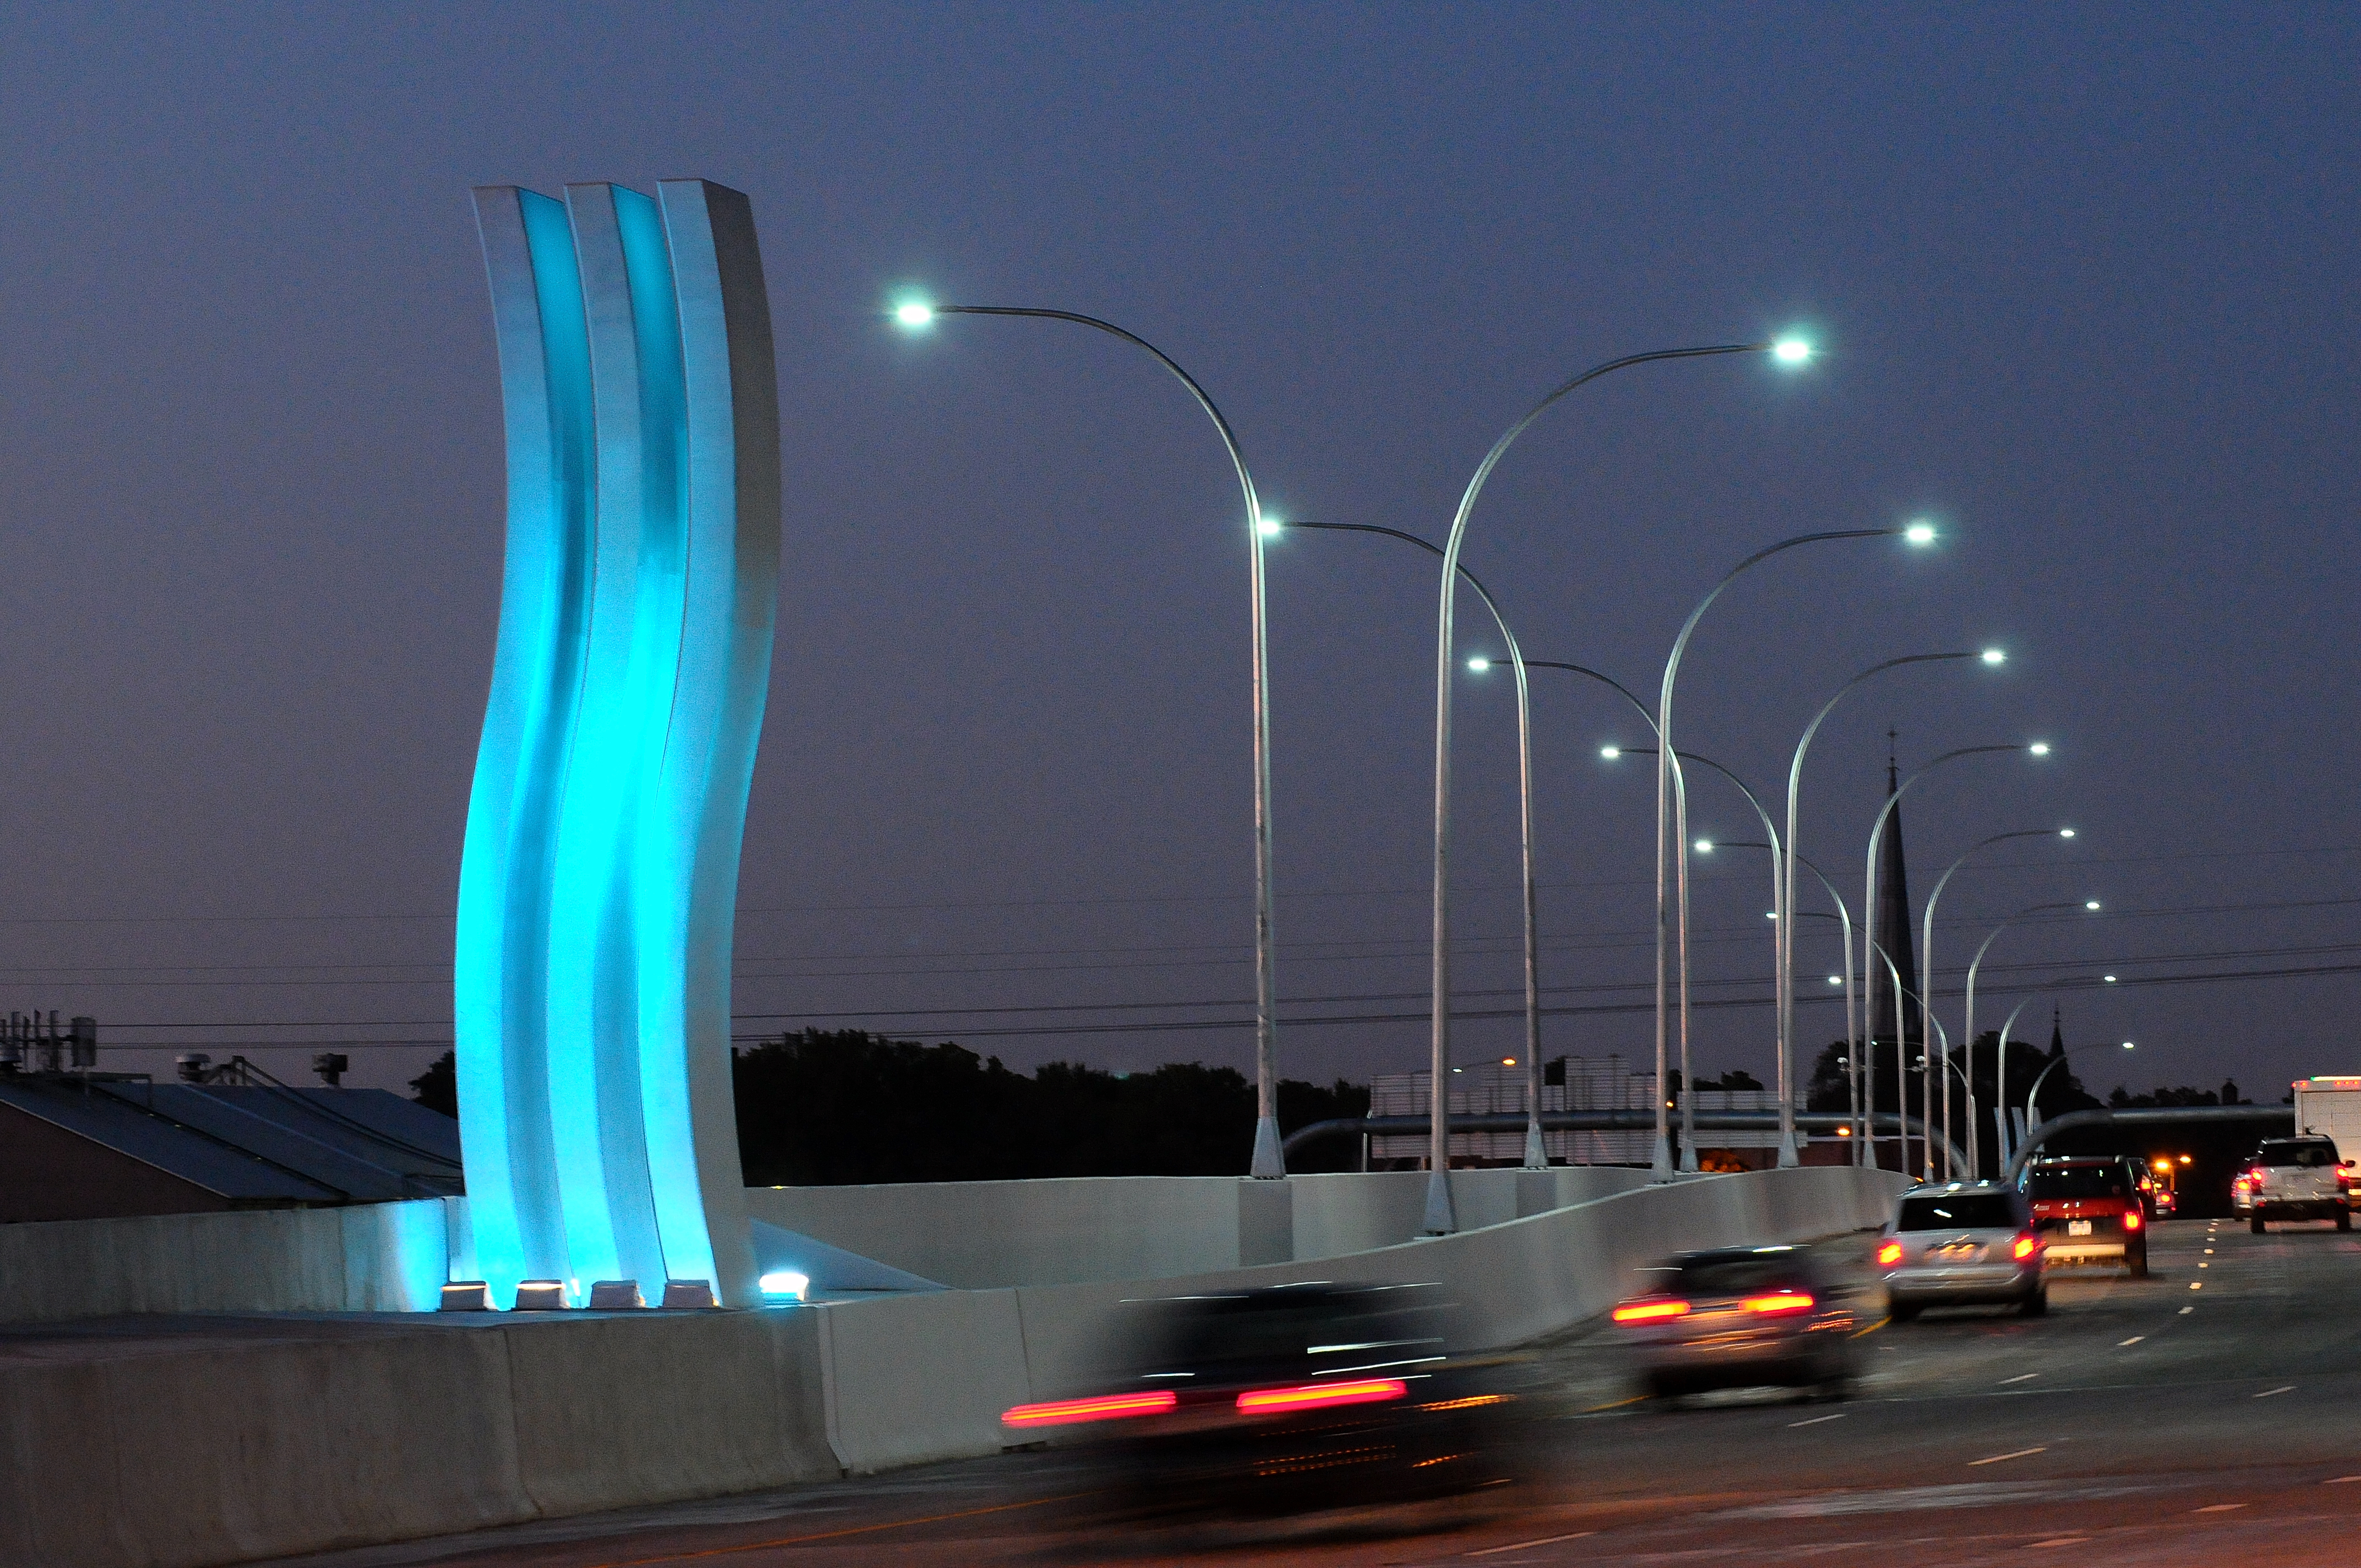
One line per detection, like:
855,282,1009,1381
1918,829,2078,1179
891,302,1289,1177
2026,1039,2136,1133
1859,743,2052,1179
1780,649,2001,1169
1655,525,1934,1174
1422,338,1810,1233
1965,899,2103,1173
1613,746,1780,1170
1283,520,1551,1169
1788,857,1860,1164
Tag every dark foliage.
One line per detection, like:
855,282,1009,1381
734,1029,1372,1184
410,1049,456,1116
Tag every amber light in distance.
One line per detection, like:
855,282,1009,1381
1002,1390,1178,1428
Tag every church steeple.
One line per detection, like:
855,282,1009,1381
1868,733,1922,1049
2049,1005,2064,1057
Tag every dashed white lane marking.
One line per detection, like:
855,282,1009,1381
2031,1536,2090,1547
2118,1336,2146,1346
1468,1531,1595,1555
2255,1385,2295,1399
1968,1446,2047,1467
2325,1476,2361,1485
2199,1262,2210,1268
2194,1503,2249,1512
1788,1412,1848,1428
2180,1306,2195,1314
2000,1373,2039,1384
2190,1282,2204,1290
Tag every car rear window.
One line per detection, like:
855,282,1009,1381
2258,1140,2340,1167
1896,1195,2020,1230
1673,1256,1811,1295
2023,1166,2129,1199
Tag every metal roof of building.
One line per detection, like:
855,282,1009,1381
0,1077,462,1204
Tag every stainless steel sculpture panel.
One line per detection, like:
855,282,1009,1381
456,180,777,1309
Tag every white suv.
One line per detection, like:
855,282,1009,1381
2236,1136,2352,1232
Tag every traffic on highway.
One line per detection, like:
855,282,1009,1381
257,1138,2361,1568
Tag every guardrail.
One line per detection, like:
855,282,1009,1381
1283,1108,1968,1174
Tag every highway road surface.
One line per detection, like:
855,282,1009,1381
263,1215,2361,1568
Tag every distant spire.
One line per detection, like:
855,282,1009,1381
2049,1005,2064,1057
1868,739,1920,1048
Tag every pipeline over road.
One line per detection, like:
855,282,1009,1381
2002,1103,2292,1183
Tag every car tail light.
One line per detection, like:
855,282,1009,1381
2012,1232,2039,1261
1002,1390,1178,1428
1876,1240,1904,1268
1743,1291,1815,1316
1612,1298,1692,1324
2122,1208,2143,1232
1235,1379,1407,1414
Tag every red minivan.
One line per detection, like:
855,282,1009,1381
2019,1155,2148,1277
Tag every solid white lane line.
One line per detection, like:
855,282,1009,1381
1788,1413,1848,1428
2194,1503,2248,1512
1969,1446,2047,1466
2118,1336,2146,1346
2325,1475,2361,1484
2000,1373,2039,1384
2255,1385,2295,1398
1468,1531,1594,1555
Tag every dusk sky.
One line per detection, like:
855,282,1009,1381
4,4,2358,1110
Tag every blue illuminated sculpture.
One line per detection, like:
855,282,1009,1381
456,181,778,1309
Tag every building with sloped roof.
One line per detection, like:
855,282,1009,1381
0,1074,461,1224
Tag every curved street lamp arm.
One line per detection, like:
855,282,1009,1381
1525,661,1659,734
932,307,1260,518
931,304,1282,1175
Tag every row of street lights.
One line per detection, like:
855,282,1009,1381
888,298,2102,1226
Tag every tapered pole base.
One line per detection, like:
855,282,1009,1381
1651,1134,1674,1178
1421,1168,1456,1235
1679,1142,1700,1173
1522,1116,1547,1171
1776,1129,1800,1168
1249,1115,1285,1179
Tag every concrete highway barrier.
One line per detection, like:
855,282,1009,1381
0,1165,1901,1565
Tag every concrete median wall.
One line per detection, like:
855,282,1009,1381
743,1164,1652,1288
0,1165,1899,1565
807,1164,1904,1473
0,1309,836,1568
0,1197,454,1324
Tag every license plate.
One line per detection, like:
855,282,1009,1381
2068,1220,2093,1237
1936,1242,1982,1259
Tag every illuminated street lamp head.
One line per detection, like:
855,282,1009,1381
2086,900,2101,910
1903,521,1938,546
2105,974,2119,983
1467,656,1492,673
1771,337,1813,365
1827,975,1842,986
2122,1039,2135,1049
1600,745,1623,760
2029,742,2052,756
1256,515,1283,537
1981,649,2006,665
2060,828,2077,839
892,301,935,329
1694,839,1714,853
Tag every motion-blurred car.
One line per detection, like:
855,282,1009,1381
2019,1156,2147,1276
1000,1281,1526,1519
1611,1245,1859,1400
2236,1135,2352,1233
1878,1183,2046,1318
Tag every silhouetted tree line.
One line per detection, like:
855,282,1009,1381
409,1031,1372,1182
